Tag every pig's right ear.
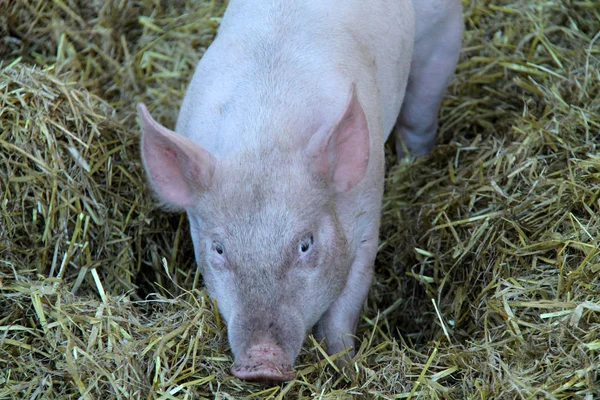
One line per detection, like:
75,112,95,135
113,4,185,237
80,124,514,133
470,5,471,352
137,103,215,209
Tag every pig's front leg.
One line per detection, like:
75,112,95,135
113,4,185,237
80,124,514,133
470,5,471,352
312,235,377,360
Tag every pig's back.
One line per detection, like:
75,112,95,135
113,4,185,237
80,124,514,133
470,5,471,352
176,0,414,156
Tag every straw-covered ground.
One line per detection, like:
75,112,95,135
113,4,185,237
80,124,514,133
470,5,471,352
1,0,599,398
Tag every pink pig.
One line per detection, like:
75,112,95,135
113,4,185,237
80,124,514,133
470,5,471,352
138,0,462,382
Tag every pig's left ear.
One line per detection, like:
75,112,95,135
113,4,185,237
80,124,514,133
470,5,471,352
307,84,370,192
137,103,215,209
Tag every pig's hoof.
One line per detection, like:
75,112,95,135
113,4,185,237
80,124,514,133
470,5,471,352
231,363,295,382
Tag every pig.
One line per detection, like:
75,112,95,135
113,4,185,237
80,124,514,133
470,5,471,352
138,0,463,382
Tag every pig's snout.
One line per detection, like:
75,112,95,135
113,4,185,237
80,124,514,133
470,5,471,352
231,342,295,382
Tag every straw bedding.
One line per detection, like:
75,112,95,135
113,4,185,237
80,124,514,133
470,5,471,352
1,0,598,398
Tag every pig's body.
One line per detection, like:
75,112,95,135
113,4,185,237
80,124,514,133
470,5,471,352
139,0,462,382
178,1,411,151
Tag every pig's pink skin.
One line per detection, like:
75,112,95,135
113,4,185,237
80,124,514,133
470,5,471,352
139,0,463,382
230,343,295,382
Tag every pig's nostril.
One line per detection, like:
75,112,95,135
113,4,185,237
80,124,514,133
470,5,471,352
231,343,295,382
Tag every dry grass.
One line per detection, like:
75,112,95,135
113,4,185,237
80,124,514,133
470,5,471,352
1,0,599,398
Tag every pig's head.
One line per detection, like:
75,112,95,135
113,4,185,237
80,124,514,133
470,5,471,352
137,85,369,382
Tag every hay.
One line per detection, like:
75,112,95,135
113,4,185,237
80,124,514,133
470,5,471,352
1,0,599,398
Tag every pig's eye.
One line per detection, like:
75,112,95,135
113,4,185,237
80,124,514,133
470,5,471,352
214,242,225,255
298,234,314,254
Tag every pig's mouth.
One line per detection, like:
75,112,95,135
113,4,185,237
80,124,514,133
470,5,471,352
230,362,295,382
230,342,296,382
